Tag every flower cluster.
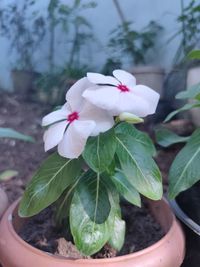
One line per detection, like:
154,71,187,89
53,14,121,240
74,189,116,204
42,69,159,158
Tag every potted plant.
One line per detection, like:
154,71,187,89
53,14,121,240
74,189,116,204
0,70,185,267
156,59,200,265
0,0,45,94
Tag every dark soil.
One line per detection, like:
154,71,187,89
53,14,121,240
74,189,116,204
19,200,164,259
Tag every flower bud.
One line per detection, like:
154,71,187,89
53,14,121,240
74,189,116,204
118,112,144,124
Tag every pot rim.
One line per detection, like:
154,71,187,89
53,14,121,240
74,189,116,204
1,198,181,264
170,199,200,235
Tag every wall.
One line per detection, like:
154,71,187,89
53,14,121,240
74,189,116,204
0,0,191,91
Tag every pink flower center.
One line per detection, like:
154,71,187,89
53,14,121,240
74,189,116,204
67,112,79,123
117,84,130,92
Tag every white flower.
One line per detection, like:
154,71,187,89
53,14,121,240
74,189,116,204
42,78,114,159
82,69,160,117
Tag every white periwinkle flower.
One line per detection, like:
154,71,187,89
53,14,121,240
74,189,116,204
42,78,114,159
82,69,160,117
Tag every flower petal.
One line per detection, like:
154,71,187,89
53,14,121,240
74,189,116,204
87,72,119,86
111,92,151,117
79,102,115,136
43,121,68,151
42,105,70,126
133,85,160,114
82,86,120,111
58,120,96,159
66,77,92,111
113,69,136,85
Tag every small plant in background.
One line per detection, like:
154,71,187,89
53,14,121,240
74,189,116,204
108,21,163,66
170,0,200,64
156,50,200,198
19,69,163,256
0,0,45,71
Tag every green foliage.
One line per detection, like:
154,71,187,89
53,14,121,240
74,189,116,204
111,171,141,207
19,153,82,217
83,129,117,173
176,83,200,101
188,49,200,60
115,132,162,200
0,170,18,182
19,122,162,256
156,127,189,147
171,0,200,64
115,122,156,156
164,102,200,122
169,129,200,198
108,21,162,65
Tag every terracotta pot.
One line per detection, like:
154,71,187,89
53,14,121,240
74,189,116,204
0,188,8,218
0,199,185,267
131,66,165,99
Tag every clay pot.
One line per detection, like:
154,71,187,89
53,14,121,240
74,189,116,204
131,66,165,99
0,199,185,267
0,188,8,218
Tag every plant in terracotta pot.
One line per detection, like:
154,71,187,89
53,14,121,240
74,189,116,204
0,70,185,267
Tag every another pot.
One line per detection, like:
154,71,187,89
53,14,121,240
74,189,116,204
170,190,200,267
0,198,185,267
186,66,200,126
131,66,165,98
11,70,39,95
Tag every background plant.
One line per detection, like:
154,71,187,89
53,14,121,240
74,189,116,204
0,0,45,71
170,0,200,64
156,49,200,198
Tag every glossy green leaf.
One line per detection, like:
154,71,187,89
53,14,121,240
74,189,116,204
0,127,34,142
70,191,112,256
169,128,200,198
111,171,141,207
176,83,200,100
164,102,200,122
155,127,189,147
116,133,162,200
83,129,116,173
70,178,122,256
19,153,82,217
108,215,125,251
77,171,111,224
115,122,156,156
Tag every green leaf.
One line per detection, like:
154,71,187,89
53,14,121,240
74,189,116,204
155,127,189,147
111,171,141,207
70,179,122,255
0,127,35,142
108,215,125,251
169,129,200,198
19,153,82,217
176,83,200,100
83,129,116,173
115,122,156,156
70,191,112,256
115,133,162,200
77,171,111,224
164,102,200,122
0,170,18,181
188,50,200,59
55,175,82,226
